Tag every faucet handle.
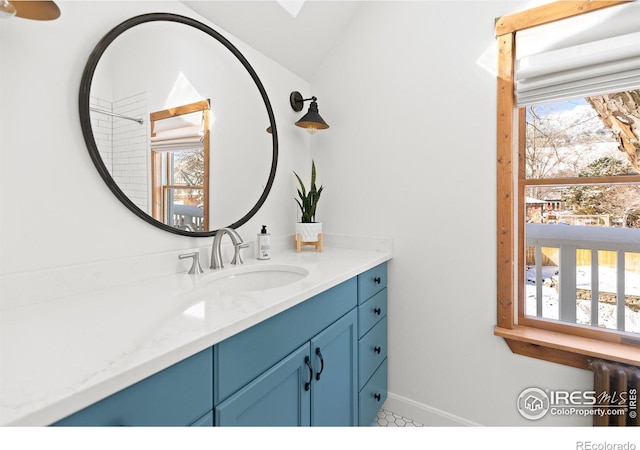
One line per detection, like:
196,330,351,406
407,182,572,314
231,242,250,265
179,251,204,275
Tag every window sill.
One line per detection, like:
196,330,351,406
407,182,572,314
494,326,640,370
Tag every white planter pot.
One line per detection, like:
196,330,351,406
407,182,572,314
296,222,322,242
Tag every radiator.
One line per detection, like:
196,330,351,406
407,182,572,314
590,359,640,426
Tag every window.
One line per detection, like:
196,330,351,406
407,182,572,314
523,95,640,333
494,1,640,368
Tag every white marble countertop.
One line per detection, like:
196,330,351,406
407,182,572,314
0,240,391,426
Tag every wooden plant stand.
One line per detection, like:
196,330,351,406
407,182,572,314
296,233,323,252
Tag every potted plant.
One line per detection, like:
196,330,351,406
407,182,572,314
294,160,324,251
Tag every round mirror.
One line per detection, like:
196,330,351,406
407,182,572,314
79,13,278,236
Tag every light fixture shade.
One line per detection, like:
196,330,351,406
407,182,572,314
14,1,60,20
295,100,329,134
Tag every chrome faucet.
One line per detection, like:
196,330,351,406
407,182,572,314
211,227,249,270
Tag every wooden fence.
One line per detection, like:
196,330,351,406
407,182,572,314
527,246,640,272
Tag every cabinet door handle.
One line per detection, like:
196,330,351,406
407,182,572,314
374,307,381,316
374,393,381,402
374,346,381,355
373,276,381,284
304,356,313,391
315,348,325,381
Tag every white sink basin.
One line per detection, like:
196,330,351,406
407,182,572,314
200,264,309,294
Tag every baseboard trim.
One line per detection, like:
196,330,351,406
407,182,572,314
383,392,482,426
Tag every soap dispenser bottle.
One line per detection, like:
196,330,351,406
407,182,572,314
257,225,271,260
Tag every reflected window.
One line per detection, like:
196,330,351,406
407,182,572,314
162,152,205,232
150,100,210,231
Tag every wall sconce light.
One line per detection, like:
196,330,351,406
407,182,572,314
290,91,329,135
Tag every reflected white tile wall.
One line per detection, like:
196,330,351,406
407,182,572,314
112,92,148,212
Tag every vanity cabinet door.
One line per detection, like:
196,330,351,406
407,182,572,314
214,278,357,405
215,344,311,426
310,308,358,426
191,411,214,426
215,309,358,427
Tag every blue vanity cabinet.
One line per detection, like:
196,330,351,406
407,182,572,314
214,279,358,426
357,263,388,426
53,348,213,426
49,262,388,427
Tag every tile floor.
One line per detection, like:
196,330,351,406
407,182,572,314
372,409,424,427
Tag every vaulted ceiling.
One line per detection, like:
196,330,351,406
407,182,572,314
182,1,361,81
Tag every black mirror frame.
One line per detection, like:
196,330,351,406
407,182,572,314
79,12,278,237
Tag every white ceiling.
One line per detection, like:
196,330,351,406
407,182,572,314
182,1,362,81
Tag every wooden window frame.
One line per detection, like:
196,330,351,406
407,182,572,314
493,0,640,369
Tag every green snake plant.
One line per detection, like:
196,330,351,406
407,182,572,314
294,160,324,223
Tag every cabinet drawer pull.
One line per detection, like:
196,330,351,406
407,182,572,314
374,393,381,402
315,348,325,381
373,276,381,284
373,307,381,316
304,356,313,391
374,346,381,355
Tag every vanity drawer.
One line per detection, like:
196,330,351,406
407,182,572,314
215,277,357,404
358,288,387,338
357,263,387,304
359,358,387,426
358,317,387,387
53,348,213,426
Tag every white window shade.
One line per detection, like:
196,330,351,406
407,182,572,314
514,2,640,106
151,112,204,153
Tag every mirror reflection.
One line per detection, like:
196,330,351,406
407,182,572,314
83,15,277,235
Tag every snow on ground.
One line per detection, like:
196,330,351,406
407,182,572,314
525,266,640,333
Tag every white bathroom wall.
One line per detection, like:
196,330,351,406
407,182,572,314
0,1,311,275
310,1,593,426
